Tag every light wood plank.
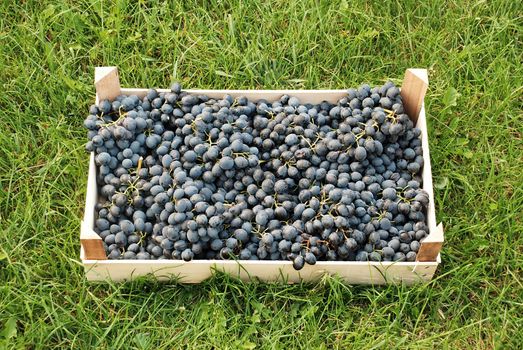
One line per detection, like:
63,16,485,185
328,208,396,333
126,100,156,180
80,153,107,260
415,100,445,261
84,259,438,285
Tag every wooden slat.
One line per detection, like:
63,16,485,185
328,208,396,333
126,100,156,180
410,75,444,262
82,153,97,231
417,103,437,234
84,259,438,284
86,68,119,260
81,153,107,260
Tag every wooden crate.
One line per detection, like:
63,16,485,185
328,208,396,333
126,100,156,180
81,67,444,284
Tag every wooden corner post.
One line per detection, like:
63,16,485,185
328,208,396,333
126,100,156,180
94,66,121,102
401,68,428,124
81,224,107,260
417,223,444,262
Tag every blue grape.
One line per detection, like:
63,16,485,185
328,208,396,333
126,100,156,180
86,81,428,268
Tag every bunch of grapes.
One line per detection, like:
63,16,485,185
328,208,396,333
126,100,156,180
84,81,429,270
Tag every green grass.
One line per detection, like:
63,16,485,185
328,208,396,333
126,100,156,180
0,0,522,348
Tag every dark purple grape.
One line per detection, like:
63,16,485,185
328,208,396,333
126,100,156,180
293,255,305,270
304,252,317,265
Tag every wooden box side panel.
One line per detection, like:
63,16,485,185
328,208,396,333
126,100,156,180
417,105,437,234
414,104,445,261
80,153,106,260
400,69,444,261
84,260,438,285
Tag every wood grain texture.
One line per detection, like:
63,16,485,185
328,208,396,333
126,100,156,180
95,67,121,102
80,237,107,260
401,69,429,124
83,259,438,284
417,242,444,262
417,223,444,262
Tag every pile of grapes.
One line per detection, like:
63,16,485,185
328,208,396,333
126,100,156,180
84,81,430,270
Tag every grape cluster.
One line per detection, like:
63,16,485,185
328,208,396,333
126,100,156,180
84,81,429,269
